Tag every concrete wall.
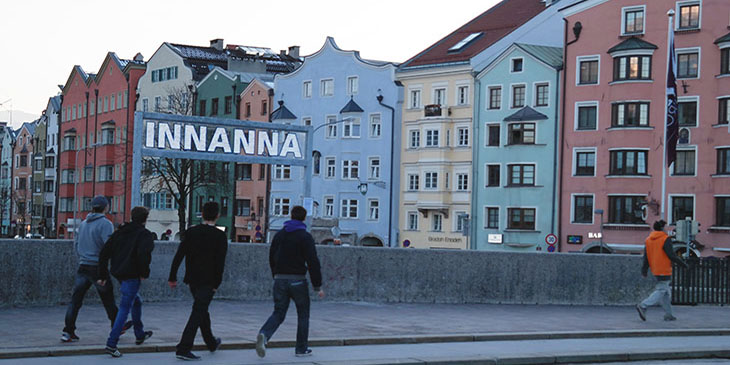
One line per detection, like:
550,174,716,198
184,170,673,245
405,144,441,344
0,239,653,308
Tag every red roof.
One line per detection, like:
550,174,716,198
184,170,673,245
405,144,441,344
401,0,547,68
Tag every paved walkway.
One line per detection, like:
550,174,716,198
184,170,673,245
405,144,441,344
1,299,729,359
4,335,730,364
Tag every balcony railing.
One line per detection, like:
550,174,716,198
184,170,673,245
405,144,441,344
424,104,442,117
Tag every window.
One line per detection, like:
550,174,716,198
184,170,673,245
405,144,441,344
369,114,381,138
612,102,649,127
609,196,645,224
678,100,697,126
718,148,730,174
456,173,468,191
259,164,266,180
579,58,599,84
320,79,334,97
303,81,312,98
488,87,501,110
433,88,446,106
325,158,336,178
610,150,647,175
449,32,482,52
210,98,219,116
61,169,75,184
671,196,694,223
508,123,535,145
716,197,730,227
432,214,443,232
677,52,699,79
236,163,252,180
59,198,74,213
623,7,645,34
347,76,358,95
722,49,730,75
142,99,148,112
223,96,232,114
424,172,438,189
577,104,598,130
98,165,114,182
487,125,500,146
342,160,359,179
425,130,439,147
261,100,267,115
407,212,419,231
508,208,535,230
511,58,523,73
410,89,421,109
368,200,379,220
152,96,160,112
408,174,419,190
342,118,360,138
273,198,290,216
613,55,651,81
409,130,420,148
273,165,290,180
324,197,334,217
678,3,700,30
508,164,535,186
570,150,595,177
719,98,730,125
17,177,26,190
485,207,499,229
235,199,251,217
101,128,114,145
326,116,337,138
341,199,358,219
535,84,549,107
457,85,469,105
84,166,93,182
456,127,469,147
674,150,695,175
313,152,321,175
34,181,42,193
19,154,27,167
44,180,54,193
511,85,525,108
368,158,380,179
573,195,593,223
487,165,500,187
243,102,251,117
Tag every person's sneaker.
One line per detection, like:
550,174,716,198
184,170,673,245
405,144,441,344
175,351,201,361
255,333,266,358
664,314,677,321
209,337,221,352
105,346,122,358
295,349,313,357
135,331,153,345
636,304,646,321
120,320,134,335
60,331,79,343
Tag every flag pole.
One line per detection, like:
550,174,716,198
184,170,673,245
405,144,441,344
661,9,675,221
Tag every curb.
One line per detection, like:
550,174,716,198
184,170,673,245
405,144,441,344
1,328,729,360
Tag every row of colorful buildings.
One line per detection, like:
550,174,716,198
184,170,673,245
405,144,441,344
4,0,729,257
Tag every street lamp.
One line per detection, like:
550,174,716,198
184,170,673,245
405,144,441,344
357,183,368,196
594,209,605,253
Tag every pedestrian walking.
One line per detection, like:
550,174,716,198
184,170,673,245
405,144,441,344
256,205,324,358
61,196,130,342
636,220,688,321
98,206,155,357
168,202,228,361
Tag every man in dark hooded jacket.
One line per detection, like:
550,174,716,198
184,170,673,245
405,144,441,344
98,206,155,357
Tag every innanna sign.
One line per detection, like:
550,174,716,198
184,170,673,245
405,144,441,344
130,111,313,208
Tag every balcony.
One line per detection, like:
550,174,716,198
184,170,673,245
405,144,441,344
424,104,442,117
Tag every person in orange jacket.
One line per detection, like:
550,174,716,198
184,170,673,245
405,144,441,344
636,220,688,321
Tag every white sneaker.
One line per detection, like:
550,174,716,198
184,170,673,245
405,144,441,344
255,333,266,358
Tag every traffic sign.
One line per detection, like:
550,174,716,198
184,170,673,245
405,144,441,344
545,234,557,246
547,245,556,252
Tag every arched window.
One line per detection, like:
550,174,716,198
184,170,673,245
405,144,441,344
312,151,321,175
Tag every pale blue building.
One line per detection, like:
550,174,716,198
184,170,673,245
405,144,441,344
269,37,402,246
473,43,562,251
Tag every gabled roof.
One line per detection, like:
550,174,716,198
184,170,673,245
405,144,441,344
400,0,548,69
504,106,548,121
270,101,297,121
715,32,730,44
48,95,61,111
340,97,364,113
239,78,274,100
607,37,658,54
165,42,228,81
515,43,563,69
20,121,36,136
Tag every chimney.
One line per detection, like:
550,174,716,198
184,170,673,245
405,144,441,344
210,38,224,51
288,46,300,59
133,52,144,62
280,50,286,56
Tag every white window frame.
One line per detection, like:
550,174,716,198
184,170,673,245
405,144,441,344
675,0,702,31
325,157,336,179
570,193,595,225
346,76,359,95
424,171,438,190
456,84,469,105
484,206,500,229
320,78,334,97
409,88,422,109
325,115,337,138
342,160,359,180
272,197,291,217
407,173,419,191
668,194,696,223
576,55,601,86
324,196,335,217
342,117,361,138
406,211,419,231
676,47,701,80
425,129,439,147
572,147,598,177
510,57,524,73
574,101,600,131
533,81,550,108
340,199,359,219
457,127,469,147
672,147,698,177
620,5,646,36
368,157,380,180
369,113,382,138
368,199,379,221
677,95,700,127
487,85,502,110
273,165,291,180
408,129,420,149
432,87,447,107
431,213,443,232
509,83,527,109
454,211,467,233
456,173,468,191
302,80,312,98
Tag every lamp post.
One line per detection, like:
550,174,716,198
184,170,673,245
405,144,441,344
594,209,605,253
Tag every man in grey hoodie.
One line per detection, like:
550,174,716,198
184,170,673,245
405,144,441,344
61,196,128,342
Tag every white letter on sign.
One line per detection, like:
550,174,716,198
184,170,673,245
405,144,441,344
208,127,231,153
145,122,156,148
279,133,302,158
184,125,207,151
233,129,255,155
158,123,181,149
257,131,279,156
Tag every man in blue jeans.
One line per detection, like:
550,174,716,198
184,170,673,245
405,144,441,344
256,206,324,358
98,206,155,357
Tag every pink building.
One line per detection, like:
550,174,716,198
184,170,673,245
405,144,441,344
559,0,730,256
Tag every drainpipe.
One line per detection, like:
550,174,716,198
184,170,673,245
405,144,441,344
551,67,562,237
377,92,396,247
123,77,131,222
471,74,481,250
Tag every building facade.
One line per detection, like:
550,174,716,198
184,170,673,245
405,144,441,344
0,124,14,236
43,95,61,238
31,117,46,236
12,122,35,237
270,37,402,246
559,0,730,255
474,43,563,251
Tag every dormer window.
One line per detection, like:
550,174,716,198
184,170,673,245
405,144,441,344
448,32,483,52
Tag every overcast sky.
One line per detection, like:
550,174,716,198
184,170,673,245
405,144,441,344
0,0,498,127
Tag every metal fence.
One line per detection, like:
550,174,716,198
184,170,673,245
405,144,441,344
672,257,730,305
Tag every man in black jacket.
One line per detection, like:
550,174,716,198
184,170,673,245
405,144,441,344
168,202,228,361
98,206,155,357
256,205,323,358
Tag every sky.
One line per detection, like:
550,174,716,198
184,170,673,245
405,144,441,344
0,0,499,128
